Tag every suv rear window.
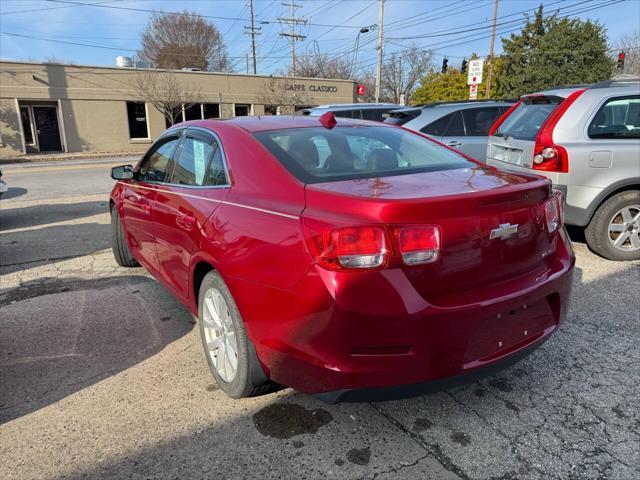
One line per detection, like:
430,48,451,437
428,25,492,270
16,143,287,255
588,96,640,139
494,96,563,140
254,126,473,184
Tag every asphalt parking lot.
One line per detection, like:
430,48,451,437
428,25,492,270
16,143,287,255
1,161,639,480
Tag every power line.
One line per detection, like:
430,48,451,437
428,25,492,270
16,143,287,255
278,1,307,75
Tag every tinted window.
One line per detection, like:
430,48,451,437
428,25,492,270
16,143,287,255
254,126,473,184
588,96,640,139
170,136,216,186
361,109,387,121
462,107,502,136
446,111,465,136
334,110,359,119
137,136,179,183
494,96,562,140
384,109,420,126
204,103,220,119
205,145,228,186
20,107,34,145
421,113,451,136
126,101,148,139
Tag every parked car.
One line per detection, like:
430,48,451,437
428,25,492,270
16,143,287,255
299,103,400,122
485,77,640,261
110,114,574,402
385,100,515,159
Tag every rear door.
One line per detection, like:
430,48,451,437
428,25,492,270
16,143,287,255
153,128,230,301
121,132,182,272
486,96,564,168
458,106,505,159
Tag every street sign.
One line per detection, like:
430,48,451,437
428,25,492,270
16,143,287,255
467,58,484,85
356,84,366,95
469,84,478,100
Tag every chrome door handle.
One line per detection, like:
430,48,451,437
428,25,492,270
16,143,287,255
446,141,462,148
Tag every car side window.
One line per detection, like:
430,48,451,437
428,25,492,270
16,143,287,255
205,144,228,186
588,96,640,139
462,107,502,136
445,111,465,136
334,110,357,119
361,109,386,121
421,113,451,136
137,135,180,183
170,135,216,186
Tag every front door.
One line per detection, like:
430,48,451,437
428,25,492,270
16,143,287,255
154,129,230,301
33,106,62,152
121,132,183,272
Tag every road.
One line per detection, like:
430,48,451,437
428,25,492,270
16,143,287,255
1,160,639,480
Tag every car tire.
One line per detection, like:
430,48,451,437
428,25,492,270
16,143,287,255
197,271,274,398
585,190,640,261
110,208,140,267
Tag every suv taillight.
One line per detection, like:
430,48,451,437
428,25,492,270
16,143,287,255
302,220,442,270
532,89,585,173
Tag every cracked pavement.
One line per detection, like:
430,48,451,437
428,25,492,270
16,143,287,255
1,162,639,479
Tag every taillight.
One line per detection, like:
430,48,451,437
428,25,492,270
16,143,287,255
532,89,585,173
302,219,387,270
302,220,442,270
544,191,563,233
395,225,440,265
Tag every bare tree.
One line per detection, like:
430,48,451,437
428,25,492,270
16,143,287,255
615,31,640,75
133,70,203,126
382,47,433,104
258,76,313,114
138,11,232,72
295,51,354,79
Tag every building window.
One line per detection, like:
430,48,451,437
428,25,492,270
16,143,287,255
203,103,220,119
234,104,250,116
184,104,201,121
126,101,148,139
20,106,35,145
264,105,278,116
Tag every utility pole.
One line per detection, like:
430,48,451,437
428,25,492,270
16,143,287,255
244,0,261,75
485,0,499,99
279,1,307,76
375,0,384,103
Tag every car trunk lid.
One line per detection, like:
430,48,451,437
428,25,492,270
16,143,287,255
303,167,555,302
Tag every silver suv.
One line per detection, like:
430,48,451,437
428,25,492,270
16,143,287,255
486,77,640,260
385,100,515,159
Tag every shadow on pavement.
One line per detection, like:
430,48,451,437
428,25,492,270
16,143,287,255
0,275,194,424
0,187,27,201
0,200,108,231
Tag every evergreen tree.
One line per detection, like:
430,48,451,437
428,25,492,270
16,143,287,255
497,5,612,97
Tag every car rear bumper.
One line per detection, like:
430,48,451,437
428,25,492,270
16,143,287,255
313,334,549,403
228,229,575,401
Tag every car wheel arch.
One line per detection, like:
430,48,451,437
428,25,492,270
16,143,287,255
585,178,640,225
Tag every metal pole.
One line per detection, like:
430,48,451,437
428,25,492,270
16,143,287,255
375,0,384,103
249,0,257,74
485,0,499,99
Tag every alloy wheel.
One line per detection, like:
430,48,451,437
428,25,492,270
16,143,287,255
607,205,640,252
202,288,238,382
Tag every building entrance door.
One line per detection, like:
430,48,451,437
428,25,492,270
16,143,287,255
33,106,62,151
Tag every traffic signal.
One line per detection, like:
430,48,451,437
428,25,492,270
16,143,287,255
461,58,468,74
441,57,448,73
617,51,626,70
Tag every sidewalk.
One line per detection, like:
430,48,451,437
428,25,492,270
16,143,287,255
0,154,140,170
0,151,140,166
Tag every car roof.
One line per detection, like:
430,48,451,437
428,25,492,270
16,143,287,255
311,103,399,110
390,100,514,114
184,115,392,133
529,75,640,98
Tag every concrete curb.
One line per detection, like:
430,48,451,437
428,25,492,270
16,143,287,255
0,151,141,165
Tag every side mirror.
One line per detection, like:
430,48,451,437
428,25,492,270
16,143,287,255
111,165,134,180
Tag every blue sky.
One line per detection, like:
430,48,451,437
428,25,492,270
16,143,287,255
1,0,638,75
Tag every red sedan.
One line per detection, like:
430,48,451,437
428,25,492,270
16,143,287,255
109,114,574,403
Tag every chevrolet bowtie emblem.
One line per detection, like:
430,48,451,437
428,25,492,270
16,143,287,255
490,223,519,240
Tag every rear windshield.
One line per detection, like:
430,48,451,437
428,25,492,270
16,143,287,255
254,126,473,184
494,96,563,141
383,109,421,126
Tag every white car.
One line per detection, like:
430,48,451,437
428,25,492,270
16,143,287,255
0,170,7,197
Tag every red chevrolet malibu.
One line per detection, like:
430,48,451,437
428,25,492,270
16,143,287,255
109,114,574,403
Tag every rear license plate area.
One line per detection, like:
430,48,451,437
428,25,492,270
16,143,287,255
463,300,555,365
